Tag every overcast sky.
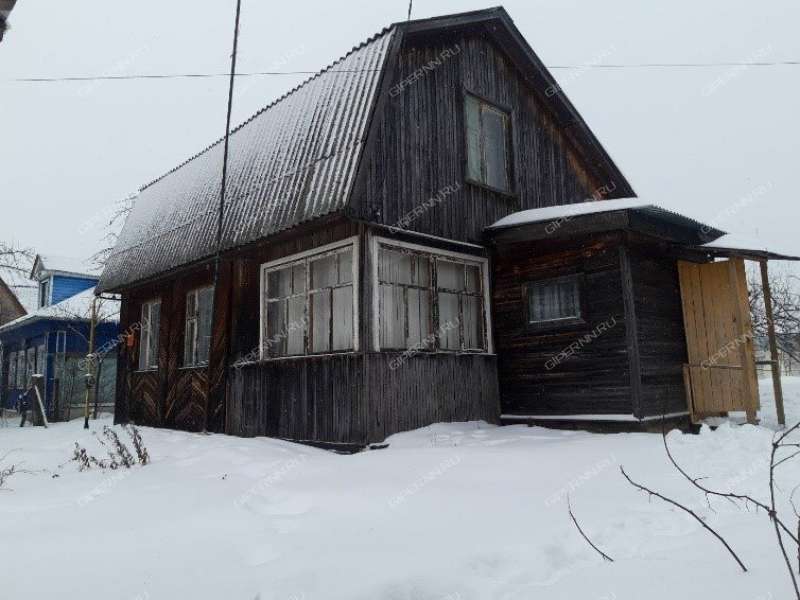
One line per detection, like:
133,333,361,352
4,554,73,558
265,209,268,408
1,0,798,263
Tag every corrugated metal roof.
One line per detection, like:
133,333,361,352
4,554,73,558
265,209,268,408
98,27,396,292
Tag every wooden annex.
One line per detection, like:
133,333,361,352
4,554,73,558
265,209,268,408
98,8,797,446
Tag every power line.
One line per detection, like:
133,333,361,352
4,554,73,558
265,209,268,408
6,60,800,83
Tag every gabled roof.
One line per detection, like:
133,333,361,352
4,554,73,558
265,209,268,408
98,7,634,293
0,287,120,334
31,254,102,280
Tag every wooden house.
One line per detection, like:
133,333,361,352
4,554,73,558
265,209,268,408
99,8,797,446
0,255,120,420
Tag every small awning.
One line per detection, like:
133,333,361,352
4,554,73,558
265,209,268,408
690,234,800,262
486,198,725,246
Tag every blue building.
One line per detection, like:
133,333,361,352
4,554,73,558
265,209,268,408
0,255,120,420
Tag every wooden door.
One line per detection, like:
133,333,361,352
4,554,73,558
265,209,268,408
678,258,759,423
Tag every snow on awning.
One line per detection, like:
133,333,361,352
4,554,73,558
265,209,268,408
694,234,800,262
0,287,120,334
486,198,725,246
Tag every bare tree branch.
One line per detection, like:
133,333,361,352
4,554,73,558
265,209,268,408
620,465,748,572
567,494,614,562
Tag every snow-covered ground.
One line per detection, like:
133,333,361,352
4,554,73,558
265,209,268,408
3,380,800,600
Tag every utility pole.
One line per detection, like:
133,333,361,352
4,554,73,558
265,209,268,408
207,0,243,432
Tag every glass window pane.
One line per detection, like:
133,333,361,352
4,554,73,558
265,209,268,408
465,264,481,293
463,296,482,349
311,290,331,353
311,254,337,289
266,300,288,357
332,286,353,351
184,320,196,366
529,279,580,322
438,292,461,350
437,260,464,291
268,267,292,299
415,255,431,287
379,248,413,285
338,249,353,285
380,284,407,349
150,302,161,368
465,94,482,181
407,288,431,348
197,289,213,365
483,107,509,191
287,296,306,355
292,264,306,294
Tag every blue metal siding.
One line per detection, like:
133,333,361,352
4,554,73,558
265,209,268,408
0,317,119,411
51,276,98,304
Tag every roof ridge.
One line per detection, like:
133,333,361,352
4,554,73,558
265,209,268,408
139,25,395,192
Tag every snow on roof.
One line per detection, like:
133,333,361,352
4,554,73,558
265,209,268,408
487,198,652,229
35,254,102,278
699,233,800,260
0,287,119,333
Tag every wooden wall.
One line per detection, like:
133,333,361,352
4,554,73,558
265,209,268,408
628,239,690,417
492,233,633,416
351,30,617,243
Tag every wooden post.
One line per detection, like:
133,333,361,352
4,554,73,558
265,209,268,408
83,296,97,429
728,259,758,424
31,374,48,428
759,260,786,427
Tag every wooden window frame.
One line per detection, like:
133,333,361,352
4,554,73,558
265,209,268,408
524,274,586,330
371,235,494,354
463,89,516,196
137,299,161,372
183,286,214,368
259,237,360,360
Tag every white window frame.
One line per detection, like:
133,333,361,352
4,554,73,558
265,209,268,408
138,299,161,372
259,236,360,360
370,235,493,354
184,286,214,368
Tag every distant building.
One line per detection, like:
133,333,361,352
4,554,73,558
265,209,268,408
0,0,17,43
0,257,37,327
0,255,120,421
755,334,800,376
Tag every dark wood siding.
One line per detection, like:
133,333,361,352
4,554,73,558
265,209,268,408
493,233,633,416
628,240,689,417
351,31,614,243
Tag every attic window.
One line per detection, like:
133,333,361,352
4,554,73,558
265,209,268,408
465,93,513,193
39,279,50,308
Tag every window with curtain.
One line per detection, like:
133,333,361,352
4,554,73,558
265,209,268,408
138,299,161,371
465,93,513,193
376,241,488,352
184,286,214,367
526,276,582,324
262,241,356,358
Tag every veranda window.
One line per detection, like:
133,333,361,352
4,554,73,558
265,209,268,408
375,239,489,352
261,239,357,358
184,286,214,367
15,351,24,389
138,299,161,371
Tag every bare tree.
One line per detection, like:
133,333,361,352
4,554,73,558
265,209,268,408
0,242,34,274
50,295,120,420
89,192,137,270
749,265,800,370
